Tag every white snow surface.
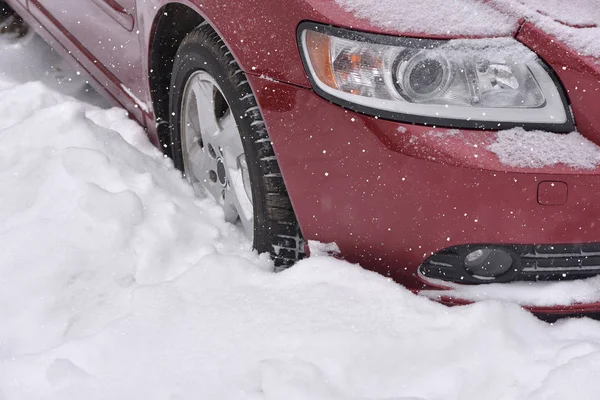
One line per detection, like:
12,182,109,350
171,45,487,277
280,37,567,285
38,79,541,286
308,240,341,257
422,276,600,307
333,0,519,36
335,0,600,57
488,128,600,169
516,0,600,27
4,32,600,400
496,0,600,57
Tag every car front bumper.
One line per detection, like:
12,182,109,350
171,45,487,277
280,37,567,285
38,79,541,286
248,73,600,313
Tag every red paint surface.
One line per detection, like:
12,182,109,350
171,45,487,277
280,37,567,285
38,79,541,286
7,0,600,313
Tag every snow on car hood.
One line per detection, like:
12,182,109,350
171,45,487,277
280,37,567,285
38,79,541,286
334,0,600,56
333,0,521,37
511,0,600,28
495,0,600,57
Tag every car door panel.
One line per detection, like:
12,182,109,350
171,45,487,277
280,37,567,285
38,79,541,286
6,0,27,11
89,0,134,31
29,0,148,119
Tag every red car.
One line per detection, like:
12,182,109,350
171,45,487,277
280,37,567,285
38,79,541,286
4,0,600,314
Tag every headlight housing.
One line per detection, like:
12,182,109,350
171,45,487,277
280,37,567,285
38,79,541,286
298,22,574,132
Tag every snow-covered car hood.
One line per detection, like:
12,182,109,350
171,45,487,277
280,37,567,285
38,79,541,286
513,0,600,29
332,0,600,57
331,0,521,37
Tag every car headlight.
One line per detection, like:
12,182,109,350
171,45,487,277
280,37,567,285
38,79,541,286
298,23,574,132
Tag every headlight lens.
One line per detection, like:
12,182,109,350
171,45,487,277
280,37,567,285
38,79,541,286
299,23,573,131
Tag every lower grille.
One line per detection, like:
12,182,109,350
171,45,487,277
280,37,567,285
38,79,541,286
420,243,600,284
521,244,600,280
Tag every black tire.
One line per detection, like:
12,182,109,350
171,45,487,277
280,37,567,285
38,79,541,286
168,23,304,268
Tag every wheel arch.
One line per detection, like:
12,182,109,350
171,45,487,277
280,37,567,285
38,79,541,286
148,3,207,148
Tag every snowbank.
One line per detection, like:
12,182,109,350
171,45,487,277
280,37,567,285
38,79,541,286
3,31,600,400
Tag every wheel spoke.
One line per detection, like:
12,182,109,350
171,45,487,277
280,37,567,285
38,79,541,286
191,78,220,142
222,189,239,224
187,142,210,182
224,175,254,238
228,164,254,232
207,185,224,206
216,110,245,165
182,115,200,157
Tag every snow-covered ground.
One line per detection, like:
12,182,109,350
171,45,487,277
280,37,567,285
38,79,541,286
2,33,600,400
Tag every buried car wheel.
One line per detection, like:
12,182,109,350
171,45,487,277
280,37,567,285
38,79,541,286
168,24,305,269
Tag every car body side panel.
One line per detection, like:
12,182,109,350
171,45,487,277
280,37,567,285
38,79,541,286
89,0,135,31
